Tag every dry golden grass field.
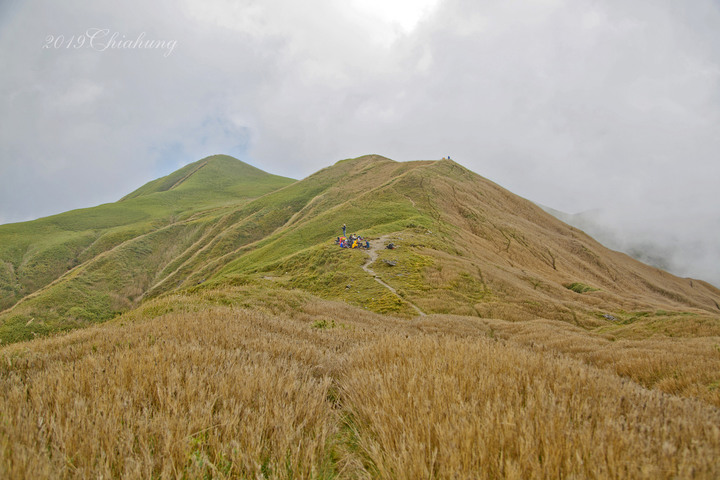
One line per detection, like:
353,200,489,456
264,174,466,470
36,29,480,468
1,288,719,479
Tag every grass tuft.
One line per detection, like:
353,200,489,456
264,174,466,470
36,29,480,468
564,282,599,294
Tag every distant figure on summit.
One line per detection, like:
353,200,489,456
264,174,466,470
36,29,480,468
342,224,346,236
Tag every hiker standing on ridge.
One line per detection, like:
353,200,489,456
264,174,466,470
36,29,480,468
342,224,346,236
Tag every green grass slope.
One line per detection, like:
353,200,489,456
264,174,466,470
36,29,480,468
120,154,291,201
0,156,294,342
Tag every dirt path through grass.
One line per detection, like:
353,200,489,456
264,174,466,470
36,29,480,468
362,235,426,316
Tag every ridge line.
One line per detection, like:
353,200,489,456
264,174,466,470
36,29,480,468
167,160,209,191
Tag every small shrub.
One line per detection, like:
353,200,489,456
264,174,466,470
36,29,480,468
564,282,599,294
312,319,336,329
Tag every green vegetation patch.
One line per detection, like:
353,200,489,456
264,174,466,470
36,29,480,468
0,155,297,345
564,282,599,294
593,310,717,339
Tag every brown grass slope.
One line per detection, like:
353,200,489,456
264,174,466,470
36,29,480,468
1,289,719,478
187,155,720,324
394,158,720,318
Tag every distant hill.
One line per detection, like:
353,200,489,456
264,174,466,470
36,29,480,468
120,154,285,201
0,155,294,342
1,154,719,344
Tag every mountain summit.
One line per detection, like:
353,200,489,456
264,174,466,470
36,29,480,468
120,154,286,201
194,154,719,319
0,154,718,343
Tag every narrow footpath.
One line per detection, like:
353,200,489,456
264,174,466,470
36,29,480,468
361,235,426,316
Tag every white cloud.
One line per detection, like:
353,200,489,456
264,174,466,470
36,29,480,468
348,0,440,40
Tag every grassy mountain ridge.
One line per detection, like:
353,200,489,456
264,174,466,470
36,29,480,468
119,154,287,201
2,154,720,477
2,153,719,345
200,156,720,322
0,156,294,342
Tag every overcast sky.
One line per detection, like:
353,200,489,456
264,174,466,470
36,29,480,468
1,0,719,286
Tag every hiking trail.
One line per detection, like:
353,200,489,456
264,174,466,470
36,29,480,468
362,235,426,316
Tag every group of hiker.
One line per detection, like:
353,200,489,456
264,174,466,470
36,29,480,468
337,224,369,249
336,223,397,250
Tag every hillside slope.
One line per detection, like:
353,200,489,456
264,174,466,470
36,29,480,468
0,155,294,342
2,154,719,344
119,154,287,201
1,290,719,478
200,155,720,322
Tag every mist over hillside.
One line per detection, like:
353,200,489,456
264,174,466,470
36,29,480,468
541,205,720,288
